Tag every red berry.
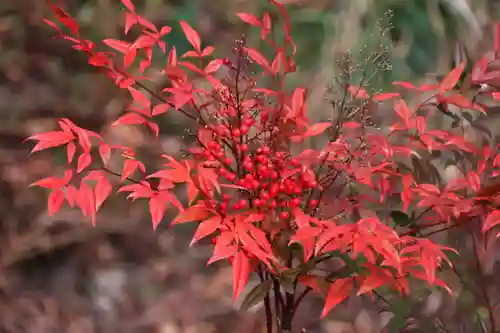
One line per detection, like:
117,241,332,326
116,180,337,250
260,191,270,200
269,186,278,198
309,199,319,208
232,129,241,137
290,198,301,207
240,125,249,135
258,165,269,176
254,199,264,207
280,211,290,219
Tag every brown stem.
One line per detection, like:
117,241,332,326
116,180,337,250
258,267,274,333
471,225,496,333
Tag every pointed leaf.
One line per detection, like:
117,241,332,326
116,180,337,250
48,189,65,216
321,278,354,318
240,280,272,311
439,61,466,93
180,21,201,52
232,251,252,302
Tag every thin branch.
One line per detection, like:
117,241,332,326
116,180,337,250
258,267,273,333
471,226,496,333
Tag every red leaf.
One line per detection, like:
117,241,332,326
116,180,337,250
357,270,391,296
103,38,130,53
290,226,321,262
236,13,262,26
439,61,466,93
261,13,272,40
66,141,76,163
94,176,112,211
201,46,215,57
77,180,96,225
292,207,312,229
99,144,111,166
30,170,73,189
123,47,137,68
232,251,252,301
172,204,212,224
64,185,78,207
291,122,331,142
287,87,306,121
146,121,159,138
204,59,222,74
118,181,152,200
393,81,416,89
128,87,151,112
77,153,92,173
27,130,75,153
208,232,237,265
372,92,400,101
49,3,79,36
121,0,136,12
444,93,485,113
190,216,222,246
347,85,369,99
48,189,65,216
445,136,477,153
271,51,282,75
124,12,137,34
121,159,145,182
244,47,272,73
148,160,191,184
298,275,327,296
394,99,411,127
149,192,166,229
113,113,148,126
321,278,354,318
179,21,201,53
483,210,500,232
180,61,204,74
343,121,361,129
467,171,481,193
152,103,170,116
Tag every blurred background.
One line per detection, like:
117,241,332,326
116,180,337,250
1,0,500,332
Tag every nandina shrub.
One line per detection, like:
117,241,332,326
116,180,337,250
27,0,500,332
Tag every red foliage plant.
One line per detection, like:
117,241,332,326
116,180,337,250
27,0,500,331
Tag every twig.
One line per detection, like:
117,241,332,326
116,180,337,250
471,226,496,333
